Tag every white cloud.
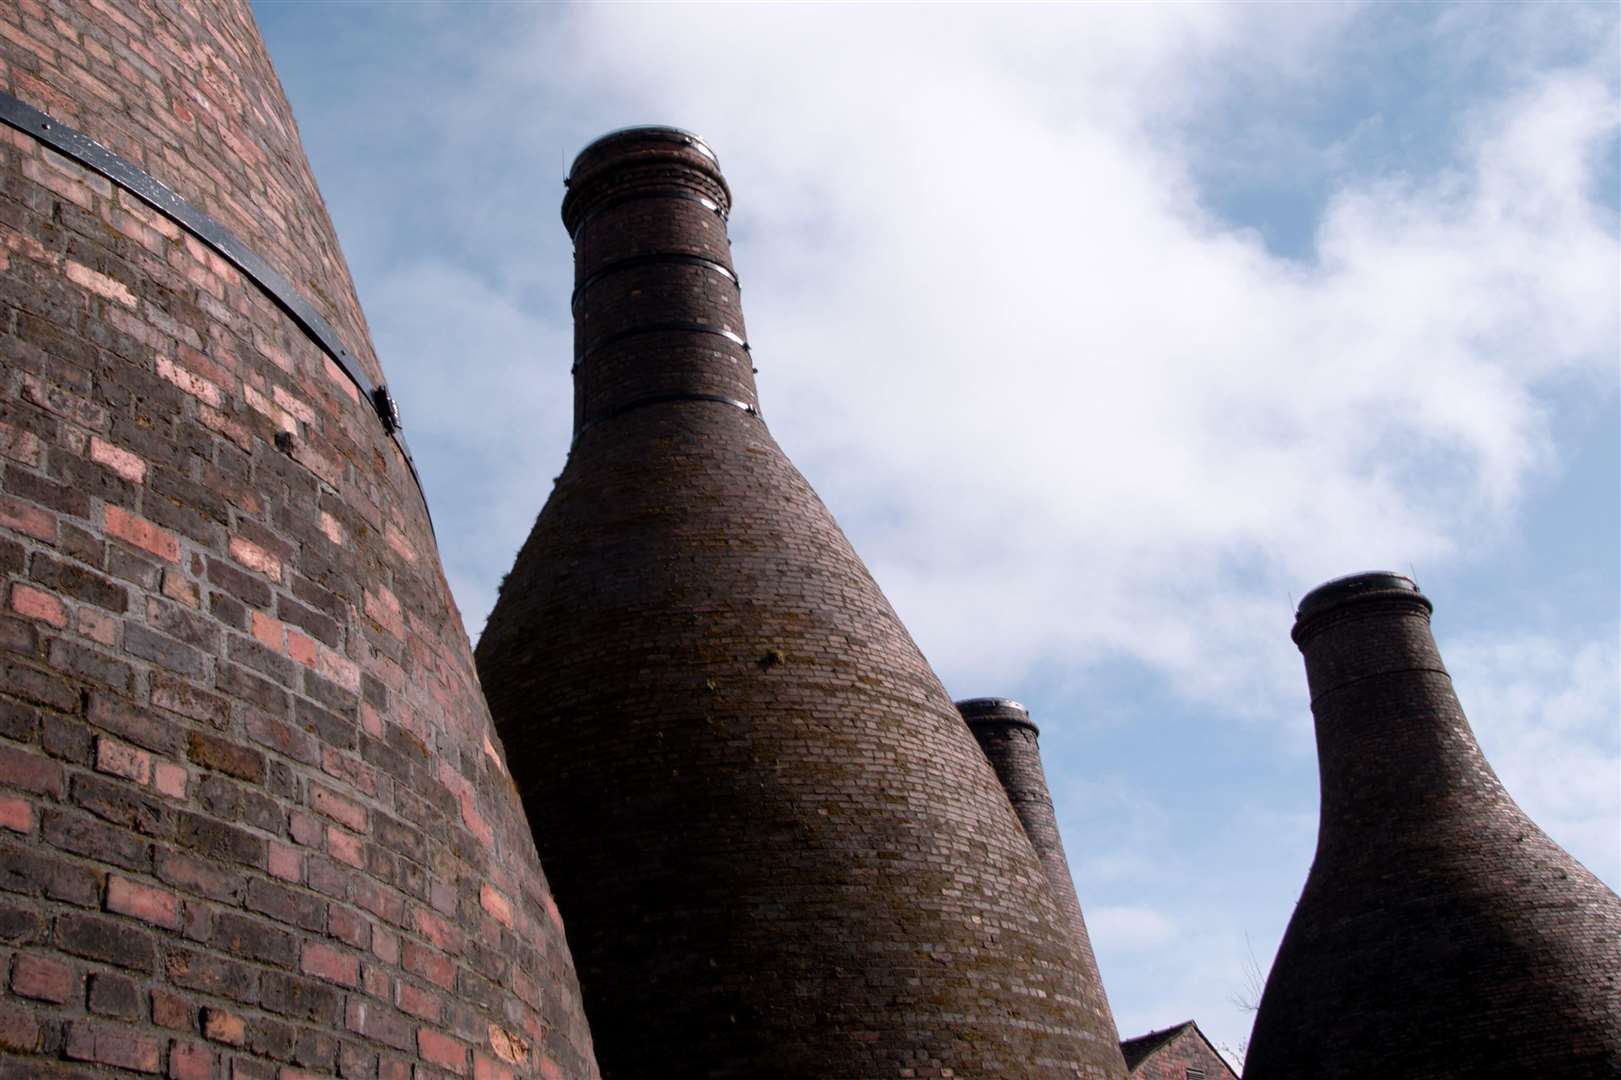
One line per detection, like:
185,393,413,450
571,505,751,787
1445,628,1621,887
441,5,1619,720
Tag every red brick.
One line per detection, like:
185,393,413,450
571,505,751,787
317,645,359,692
11,952,72,1002
78,605,119,644
156,356,223,408
413,905,457,950
288,811,322,849
267,840,301,882
327,824,363,868
104,505,179,563
395,979,440,1021
90,435,147,482
329,903,369,949
417,1027,469,1076
0,419,44,467
345,999,414,1053
460,790,494,849
300,941,358,987
401,940,455,990
153,760,188,800
168,1038,214,1080
480,884,513,928
286,627,316,668
0,495,55,543
10,582,67,627
96,736,153,784
487,1024,527,1067
250,609,283,649
161,570,199,608
271,385,315,425
371,926,399,965
202,1007,245,1046
107,874,182,930
64,1019,160,1071
385,522,416,565
229,535,280,580
311,782,366,832
0,999,39,1052
0,742,64,796
362,961,391,1000
318,511,344,546
66,259,136,307
363,587,403,639
474,1054,514,1080
152,989,190,1030
0,795,35,833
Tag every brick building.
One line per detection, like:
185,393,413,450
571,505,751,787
1119,1021,1238,1080
1,3,1617,1079
0,1,595,1076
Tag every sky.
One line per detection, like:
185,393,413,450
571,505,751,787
255,2,1619,1064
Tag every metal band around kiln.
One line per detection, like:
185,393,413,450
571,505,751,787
573,322,750,370
0,90,434,531
573,392,760,444
571,253,739,309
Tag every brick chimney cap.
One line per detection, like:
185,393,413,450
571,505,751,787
568,125,719,178
955,698,1038,733
1295,571,1432,623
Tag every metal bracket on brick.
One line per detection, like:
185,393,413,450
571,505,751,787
0,89,434,533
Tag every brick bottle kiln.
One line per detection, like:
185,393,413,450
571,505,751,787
1245,573,1621,1077
475,128,1129,1078
0,2,597,1077
957,697,1120,1049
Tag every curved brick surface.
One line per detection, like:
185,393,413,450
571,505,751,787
0,3,598,1077
958,699,1123,1062
477,129,1129,1079
0,0,383,388
1245,574,1621,1078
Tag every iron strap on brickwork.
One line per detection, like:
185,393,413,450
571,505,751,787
572,321,750,370
566,188,725,239
0,90,434,532
573,392,761,445
570,252,738,309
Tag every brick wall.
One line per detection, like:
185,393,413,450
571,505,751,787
1245,574,1621,1077
477,128,1128,1079
0,1,598,1076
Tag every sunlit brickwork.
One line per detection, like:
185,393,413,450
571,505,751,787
0,1,598,1076
476,128,1130,1079
1245,573,1621,1078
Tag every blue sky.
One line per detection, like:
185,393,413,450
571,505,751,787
255,2,1618,1063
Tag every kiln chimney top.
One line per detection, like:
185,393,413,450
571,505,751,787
1294,570,1430,636
955,698,1039,734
